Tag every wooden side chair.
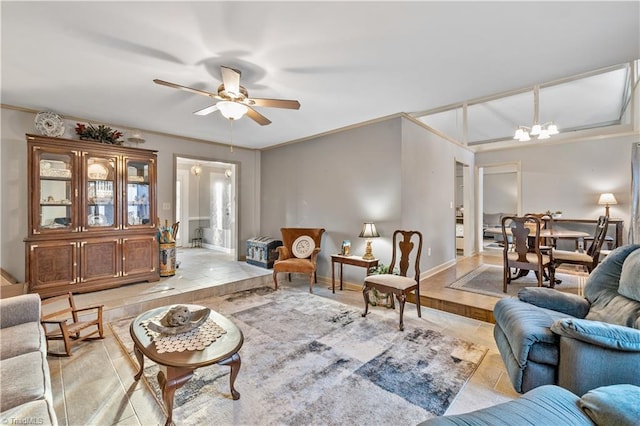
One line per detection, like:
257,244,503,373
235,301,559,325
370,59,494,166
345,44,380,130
553,215,609,273
362,230,423,331
502,215,555,292
525,212,555,248
40,292,104,356
273,228,326,293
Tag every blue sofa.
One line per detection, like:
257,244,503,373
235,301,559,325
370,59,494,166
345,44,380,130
419,384,640,425
493,244,640,395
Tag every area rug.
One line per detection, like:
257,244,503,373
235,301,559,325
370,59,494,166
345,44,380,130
448,264,586,298
110,287,487,425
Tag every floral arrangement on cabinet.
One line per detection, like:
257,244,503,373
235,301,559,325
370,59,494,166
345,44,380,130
75,123,123,145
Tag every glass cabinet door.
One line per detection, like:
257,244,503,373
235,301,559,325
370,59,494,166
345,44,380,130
124,158,153,228
85,155,117,230
36,150,75,233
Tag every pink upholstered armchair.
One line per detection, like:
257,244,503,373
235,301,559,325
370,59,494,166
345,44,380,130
272,228,325,293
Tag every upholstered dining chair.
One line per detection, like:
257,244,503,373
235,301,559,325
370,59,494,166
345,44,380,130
272,227,325,293
502,215,555,292
40,292,104,356
362,230,423,331
553,215,609,273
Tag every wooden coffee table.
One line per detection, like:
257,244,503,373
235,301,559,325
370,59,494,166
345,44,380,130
130,305,243,426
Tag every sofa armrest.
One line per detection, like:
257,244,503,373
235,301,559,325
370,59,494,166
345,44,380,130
518,287,590,318
0,294,41,329
551,318,640,351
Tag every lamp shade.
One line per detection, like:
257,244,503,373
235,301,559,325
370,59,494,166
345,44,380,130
217,101,248,120
358,222,380,238
598,193,618,205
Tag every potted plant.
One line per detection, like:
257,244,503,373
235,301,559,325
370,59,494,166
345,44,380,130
367,263,397,308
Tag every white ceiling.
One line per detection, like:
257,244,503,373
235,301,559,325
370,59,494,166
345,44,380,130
2,2,639,150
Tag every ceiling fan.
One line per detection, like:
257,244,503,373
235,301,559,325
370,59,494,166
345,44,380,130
154,66,300,126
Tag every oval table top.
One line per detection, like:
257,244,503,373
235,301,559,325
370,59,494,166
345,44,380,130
130,304,243,369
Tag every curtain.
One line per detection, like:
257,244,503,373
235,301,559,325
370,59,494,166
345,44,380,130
630,142,640,244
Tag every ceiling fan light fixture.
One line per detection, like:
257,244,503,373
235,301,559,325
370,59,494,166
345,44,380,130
547,123,559,135
217,101,248,120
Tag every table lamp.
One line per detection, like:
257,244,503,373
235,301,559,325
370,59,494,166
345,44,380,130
598,193,617,217
359,222,380,260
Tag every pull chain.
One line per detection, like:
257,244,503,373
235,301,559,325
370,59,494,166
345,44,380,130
229,119,234,153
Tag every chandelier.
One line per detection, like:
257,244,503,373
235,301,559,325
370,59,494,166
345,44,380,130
514,122,559,141
514,85,559,142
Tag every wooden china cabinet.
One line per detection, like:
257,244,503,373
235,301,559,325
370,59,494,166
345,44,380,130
24,134,160,297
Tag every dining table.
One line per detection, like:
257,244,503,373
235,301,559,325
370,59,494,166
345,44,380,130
484,227,590,285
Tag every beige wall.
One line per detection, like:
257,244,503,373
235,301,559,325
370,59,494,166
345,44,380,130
475,134,637,245
260,116,475,284
1,108,261,282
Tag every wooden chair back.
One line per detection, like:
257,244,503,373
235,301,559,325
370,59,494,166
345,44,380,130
388,230,423,283
587,216,609,258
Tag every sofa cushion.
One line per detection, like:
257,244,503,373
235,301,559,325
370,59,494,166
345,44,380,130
551,318,640,351
0,400,57,426
618,248,640,302
483,212,503,227
0,351,50,411
518,287,590,318
0,294,40,329
417,385,593,425
0,322,45,359
579,384,640,426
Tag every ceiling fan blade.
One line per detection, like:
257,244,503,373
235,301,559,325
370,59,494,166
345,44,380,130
248,97,301,110
246,106,272,126
193,104,219,116
153,79,215,98
220,66,241,98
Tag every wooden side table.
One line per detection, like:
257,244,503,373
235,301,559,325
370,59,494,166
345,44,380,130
331,254,379,293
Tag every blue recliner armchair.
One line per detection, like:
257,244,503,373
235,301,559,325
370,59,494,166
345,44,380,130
493,244,640,395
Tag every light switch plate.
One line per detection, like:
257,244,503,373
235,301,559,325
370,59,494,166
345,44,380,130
162,202,171,210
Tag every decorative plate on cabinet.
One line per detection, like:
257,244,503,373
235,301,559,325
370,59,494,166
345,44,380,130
87,163,108,180
34,111,65,137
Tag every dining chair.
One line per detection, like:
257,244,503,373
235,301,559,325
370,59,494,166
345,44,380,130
525,212,555,248
502,215,555,292
40,292,104,356
553,215,609,273
272,228,325,293
362,230,423,331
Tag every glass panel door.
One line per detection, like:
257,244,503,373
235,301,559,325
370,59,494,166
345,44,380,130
85,155,117,230
38,151,74,232
125,158,151,227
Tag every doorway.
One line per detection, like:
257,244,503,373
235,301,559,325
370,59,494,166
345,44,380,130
477,162,521,252
455,160,471,257
175,156,238,257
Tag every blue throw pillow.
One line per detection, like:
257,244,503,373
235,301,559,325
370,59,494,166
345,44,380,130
551,318,640,351
618,248,640,302
579,384,640,426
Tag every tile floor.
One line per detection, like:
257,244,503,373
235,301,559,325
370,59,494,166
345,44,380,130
48,248,522,425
